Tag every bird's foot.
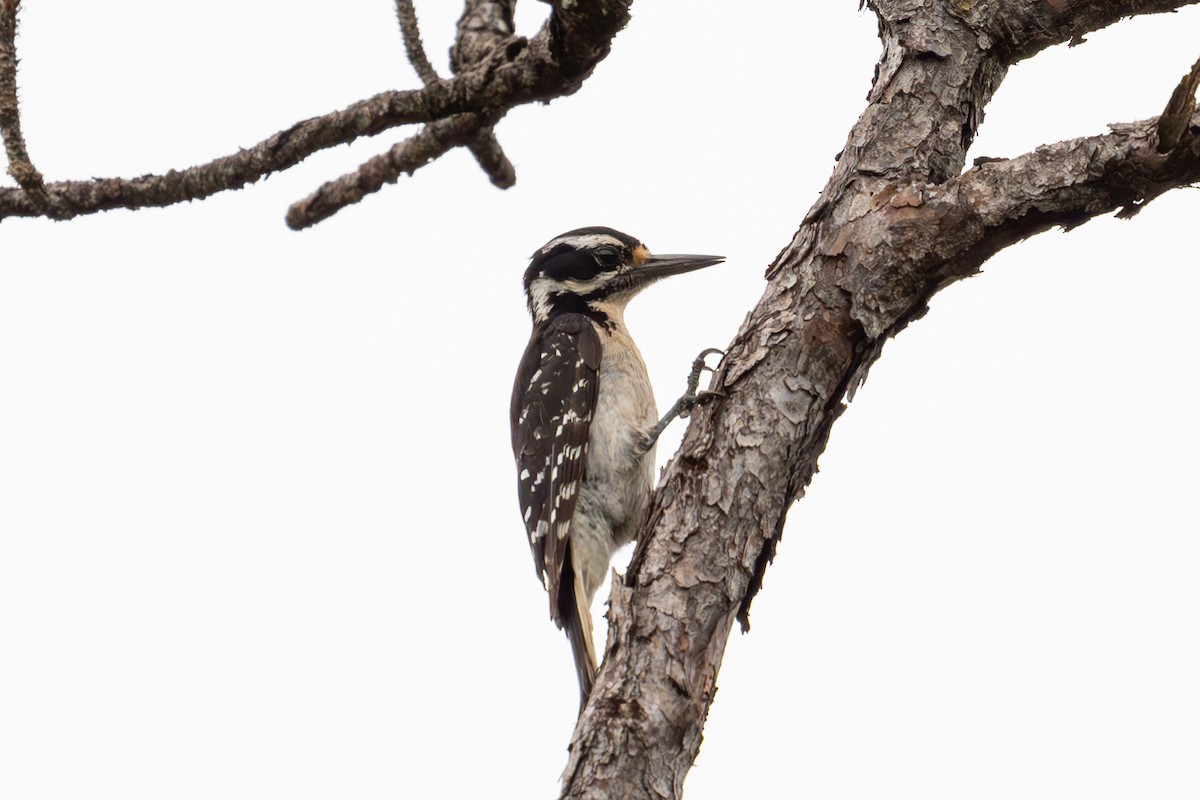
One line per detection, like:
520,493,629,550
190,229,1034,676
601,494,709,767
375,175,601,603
678,348,725,420
638,348,725,454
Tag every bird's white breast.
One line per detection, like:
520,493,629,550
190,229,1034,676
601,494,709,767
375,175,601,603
581,314,657,548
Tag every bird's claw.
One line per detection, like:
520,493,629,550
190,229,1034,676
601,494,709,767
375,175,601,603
690,347,724,374
638,349,726,455
679,388,725,419
685,348,725,394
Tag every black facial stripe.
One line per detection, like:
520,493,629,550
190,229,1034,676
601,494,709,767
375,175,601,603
524,244,605,293
581,272,642,299
524,227,646,291
543,245,605,282
546,292,612,329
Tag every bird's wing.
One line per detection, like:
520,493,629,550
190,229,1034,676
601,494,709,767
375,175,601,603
510,314,601,620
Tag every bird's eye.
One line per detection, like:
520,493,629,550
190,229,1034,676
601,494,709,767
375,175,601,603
594,247,621,267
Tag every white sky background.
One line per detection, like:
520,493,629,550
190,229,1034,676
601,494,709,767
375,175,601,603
1,2,1198,798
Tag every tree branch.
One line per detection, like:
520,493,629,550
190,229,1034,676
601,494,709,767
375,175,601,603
396,0,515,189
0,0,48,209
395,0,441,86
0,87,433,221
964,0,1200,62
830,111,1200,336
560,1,1200,796
0,0,630,226
286,112,497,230
285,1,522,229
448,0,518,189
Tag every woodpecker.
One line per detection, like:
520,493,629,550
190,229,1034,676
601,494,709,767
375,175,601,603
510,226,723,707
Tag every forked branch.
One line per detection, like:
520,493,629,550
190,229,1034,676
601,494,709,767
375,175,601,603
0,0,631,227
285,1,517,230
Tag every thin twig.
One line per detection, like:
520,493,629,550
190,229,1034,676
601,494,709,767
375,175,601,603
286,112,495,230
0,0,48,208
395,0,440,86
465,129,515,187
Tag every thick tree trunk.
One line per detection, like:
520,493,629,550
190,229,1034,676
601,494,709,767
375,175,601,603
560,1,1200,796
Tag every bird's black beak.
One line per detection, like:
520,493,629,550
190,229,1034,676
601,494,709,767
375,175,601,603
635,253,725,282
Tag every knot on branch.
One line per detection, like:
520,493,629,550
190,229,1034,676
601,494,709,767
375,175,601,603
452,0,517,73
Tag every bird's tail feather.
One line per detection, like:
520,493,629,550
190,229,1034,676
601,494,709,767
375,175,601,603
560,550,599,711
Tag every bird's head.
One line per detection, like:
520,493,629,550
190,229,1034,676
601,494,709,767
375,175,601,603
523,226,723,325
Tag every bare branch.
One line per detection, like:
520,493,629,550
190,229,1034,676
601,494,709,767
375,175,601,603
465,129,516,188
0,87,441,221
296,0,520,228
449,0,519,189
820,0,1200,202
286,112,495,230
0,0,48,208
887,112,1200,295
1158,55,1200,152
396,0,440,87
966,0,1200,62
0,0,630,225
394,0,515,191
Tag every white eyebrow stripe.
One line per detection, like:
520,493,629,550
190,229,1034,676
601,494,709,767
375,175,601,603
541,233,625,252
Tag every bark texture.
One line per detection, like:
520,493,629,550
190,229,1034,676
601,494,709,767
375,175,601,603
560,1,1200,797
